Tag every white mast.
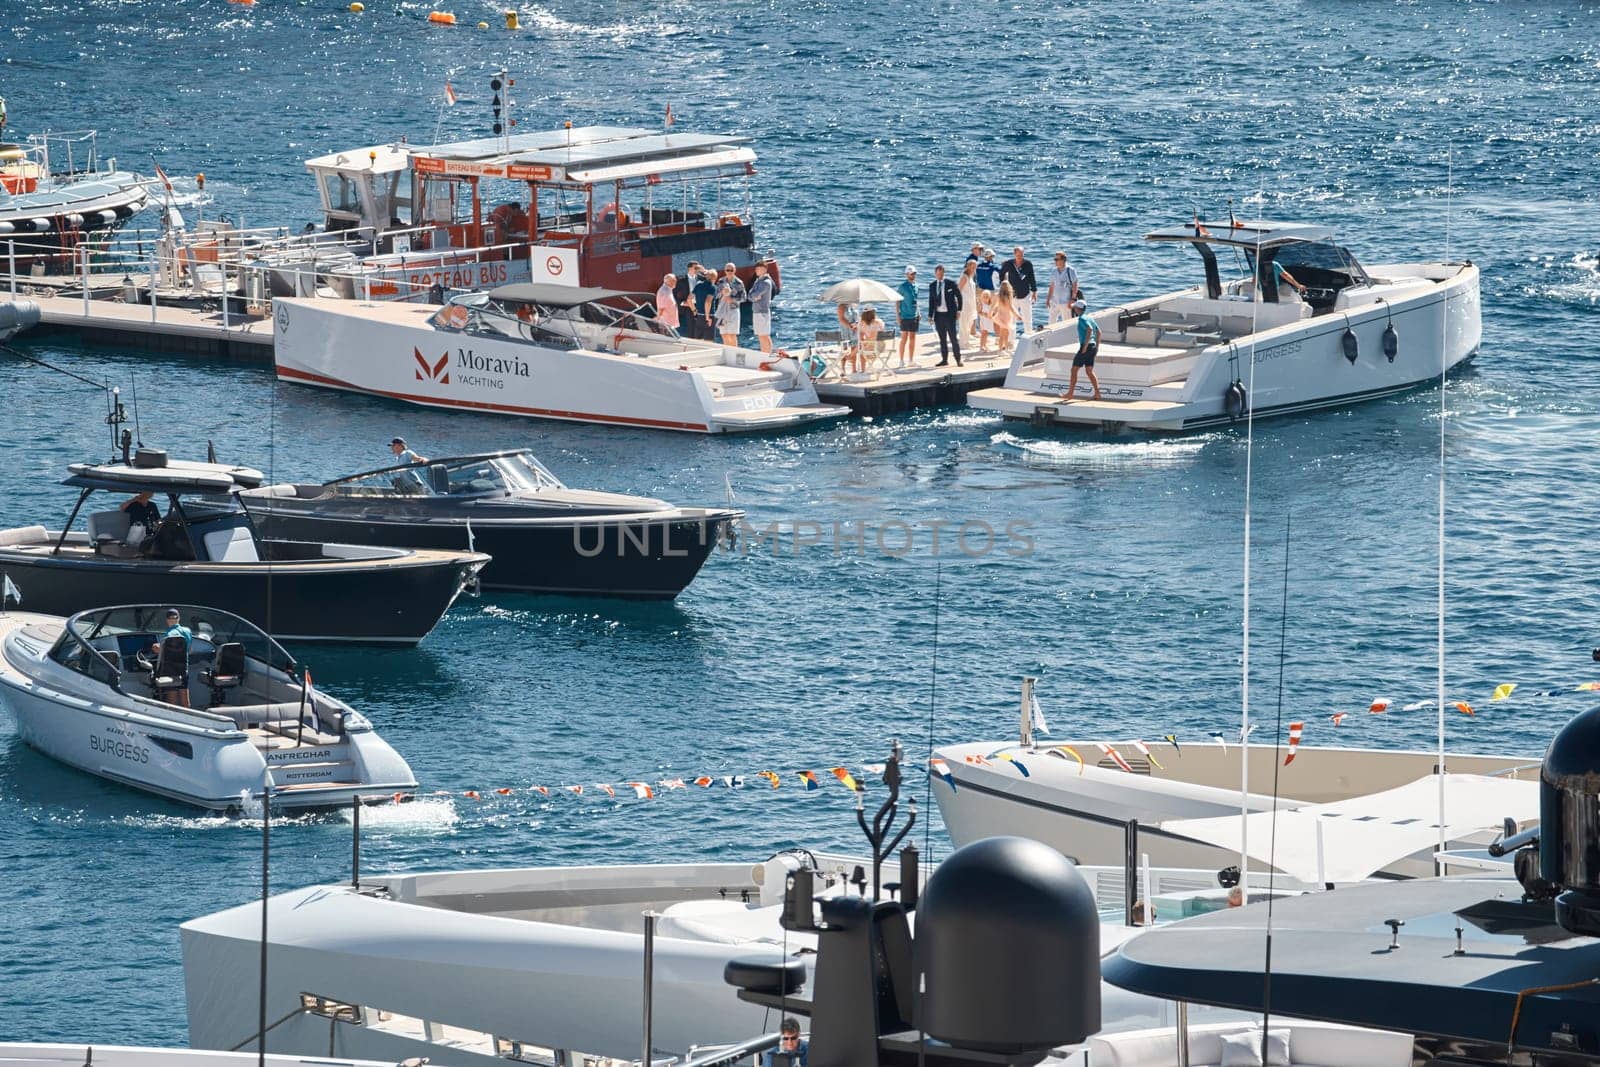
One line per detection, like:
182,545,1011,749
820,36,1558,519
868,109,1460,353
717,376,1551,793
1437,144,1453,861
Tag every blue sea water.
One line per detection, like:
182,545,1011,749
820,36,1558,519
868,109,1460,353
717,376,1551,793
3,0,1600,1045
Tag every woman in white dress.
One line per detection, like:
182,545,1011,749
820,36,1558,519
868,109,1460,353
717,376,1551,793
957,260,979,343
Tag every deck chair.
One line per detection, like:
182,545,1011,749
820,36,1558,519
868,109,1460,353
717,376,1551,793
150,635,190,704
870,328,898,377
202,642,246,707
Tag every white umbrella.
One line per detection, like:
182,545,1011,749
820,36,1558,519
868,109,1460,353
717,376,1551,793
818,277,903,304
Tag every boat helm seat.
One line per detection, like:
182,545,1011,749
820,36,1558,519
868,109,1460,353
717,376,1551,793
150,635,190,699
86,509,131,551
428,464,450,494
202,642,246,706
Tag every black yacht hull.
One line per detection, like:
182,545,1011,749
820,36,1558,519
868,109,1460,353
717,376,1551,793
0,549,479,645
250,512,733,599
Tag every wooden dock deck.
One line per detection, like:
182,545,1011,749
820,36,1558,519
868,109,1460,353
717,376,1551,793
811,331,1011,415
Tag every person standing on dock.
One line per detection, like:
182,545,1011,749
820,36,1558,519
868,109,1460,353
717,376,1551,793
714,263,746,346
896,267,921,367
748,262,775,353
975,248,1000,293
1063,298,1101,403
957,260,979,343
1046,251,1079,326
656,273,681,333
929,264,963,367
1000,246,1038,335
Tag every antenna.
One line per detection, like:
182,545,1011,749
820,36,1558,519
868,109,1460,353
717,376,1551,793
1261,515,1292,1045
1238,188,1265,902
1436,142,1454,861
130,377,142,448
923,562,941,859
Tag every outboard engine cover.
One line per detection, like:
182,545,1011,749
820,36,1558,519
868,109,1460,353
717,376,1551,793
1541,706,1600,936
915,836,1100,1053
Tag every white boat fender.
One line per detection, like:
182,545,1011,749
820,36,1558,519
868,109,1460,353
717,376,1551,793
1383,322,1399,362
1341,324,1359,364
1223,380,1248,420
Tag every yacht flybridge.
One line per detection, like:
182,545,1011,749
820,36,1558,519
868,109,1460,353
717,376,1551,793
969,220,1480,431
281,123,776,300
273,283,848,433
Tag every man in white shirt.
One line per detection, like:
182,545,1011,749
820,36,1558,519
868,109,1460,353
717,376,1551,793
1045,251,1079,326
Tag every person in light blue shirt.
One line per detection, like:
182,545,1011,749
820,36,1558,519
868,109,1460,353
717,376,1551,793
153,607,194,707
390,437,427,465
1269,260,1308,300
1063,298,1101,402
896,266,920,366
763,1018,808,1067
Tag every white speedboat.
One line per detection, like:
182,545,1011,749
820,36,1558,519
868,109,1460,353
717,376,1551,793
273,284,849,434
968,220,1480,430
935,732,1536,880
0,604,416,810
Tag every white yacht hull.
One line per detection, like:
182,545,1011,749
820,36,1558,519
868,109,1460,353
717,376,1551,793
0,615,414,810
933,739,1535,877
970,262,1480,430
272,297,848,434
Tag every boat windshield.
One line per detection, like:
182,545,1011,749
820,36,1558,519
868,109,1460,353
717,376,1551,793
69,605,297,677
428,293,671,346
327,451,566,498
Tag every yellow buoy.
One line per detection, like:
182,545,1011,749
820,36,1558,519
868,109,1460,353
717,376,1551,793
477,20,488,28
349,1,363,10
505,9,519,29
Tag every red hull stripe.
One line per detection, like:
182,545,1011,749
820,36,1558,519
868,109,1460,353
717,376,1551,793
276,364,710,432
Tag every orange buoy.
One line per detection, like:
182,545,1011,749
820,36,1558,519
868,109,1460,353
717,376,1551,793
428,10,456,23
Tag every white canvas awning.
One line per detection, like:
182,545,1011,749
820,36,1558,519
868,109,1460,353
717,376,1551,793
1159,773,1538,884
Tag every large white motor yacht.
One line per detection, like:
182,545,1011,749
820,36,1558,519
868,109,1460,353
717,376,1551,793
969,220,1480,431
273,283,849,434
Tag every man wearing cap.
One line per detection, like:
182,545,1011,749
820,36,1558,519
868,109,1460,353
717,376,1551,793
896,267,920,367
748,262,775,353
928,264,963,367
1062,298,1101,403
965,241,984,267
390,438,427,465
1045,251,1079,326
974,248,1000,293
999,246,1038,336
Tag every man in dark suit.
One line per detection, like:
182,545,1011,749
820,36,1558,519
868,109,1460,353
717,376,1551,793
999,246,1038,335
675,262,700,339
928,263,963,367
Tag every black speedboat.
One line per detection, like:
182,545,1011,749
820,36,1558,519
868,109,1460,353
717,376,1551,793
0,447,488,645
239,449,741,599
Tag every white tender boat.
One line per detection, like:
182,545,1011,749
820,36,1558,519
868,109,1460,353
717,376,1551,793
969,220,1480,430
273,283,849,434
0,604,416,810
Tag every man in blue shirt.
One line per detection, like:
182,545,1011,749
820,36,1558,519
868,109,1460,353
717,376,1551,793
692,267,717,338
763,1018,807,1067
896,266,920,366
390,438,427,465
154,607,194,707
1063,298,1101,402
974,248,1000,292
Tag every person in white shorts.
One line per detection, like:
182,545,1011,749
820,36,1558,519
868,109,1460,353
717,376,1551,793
748,261,775,353
1046,251,1079,326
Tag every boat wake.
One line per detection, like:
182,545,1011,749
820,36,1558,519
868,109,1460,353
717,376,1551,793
514,5,685,40
990,431,1212,466
340,794,459,832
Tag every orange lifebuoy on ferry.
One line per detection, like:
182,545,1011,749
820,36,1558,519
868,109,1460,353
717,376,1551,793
595,202,628,231
718,213,743,228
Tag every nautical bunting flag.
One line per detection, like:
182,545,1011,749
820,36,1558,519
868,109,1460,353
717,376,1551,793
996,753,1030,777
1162,734,1181,756
862,763,886,776
628,782,653,800
1577,682,1600,692
664,102,675,129
2,573,22,605
1283,722,1304,765
1029,691,1051,736
830,767,861,792
797,770,820,791
1403,699,1434,711
758,771,781,789
963,754,992,766
495,787,512,795
566,785,584,796
659,778,686,791
1238,724,1258,744
444,81,458,106
928,757,955,791
1211,732,1229,753
1048,745,1085,775
532,786,550,797
721,775,745,789
1492,684,1517,702
1330,711,1347,726
599,784,617,798
1097,742,1134,773
694,776,714,788
153,162,173,195
1369,698,1392,714
1454,701,1475,717
464,790,480,799
1130,740,1164,771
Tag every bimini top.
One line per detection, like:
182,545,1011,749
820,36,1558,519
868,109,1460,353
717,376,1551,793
64,458,266,494
486,283,644,307
1145,219,1336,249
409,126,756,187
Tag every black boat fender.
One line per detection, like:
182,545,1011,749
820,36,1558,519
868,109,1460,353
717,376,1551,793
1383,321,1398,362
1223,380,1247,420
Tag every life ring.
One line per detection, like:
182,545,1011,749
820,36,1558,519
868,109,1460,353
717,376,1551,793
595,202,627,230
1223,381,1248,420
718,213,743,228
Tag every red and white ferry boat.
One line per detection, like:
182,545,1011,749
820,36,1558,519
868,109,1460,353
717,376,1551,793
279,125,775,301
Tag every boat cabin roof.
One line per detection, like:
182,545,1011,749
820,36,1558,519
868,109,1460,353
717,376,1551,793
1145,219,1337,249
303,143,412,177
64,459,265,495
409,126,756,187
485,283,644,307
